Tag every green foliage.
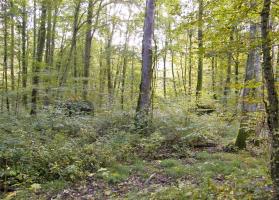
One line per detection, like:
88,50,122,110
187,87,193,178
97,164,131,184
137,132,165,157
160,159,187,178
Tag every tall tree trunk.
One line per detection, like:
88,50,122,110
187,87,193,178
60,0,81,87
261,0,279,197
22,0,28,107
223,29,234,105
188,30,193,95
130,49,135,101
136,0,155,129
196,0,203,99
276,45,279,82
211,56,217,99
30,2,47,115
236,21,260,149
10,1,15,92
44,4,52,105
171,50,177,97
99,48,105,107
15,25,22,115
121,26,130,110
113,55,121,93
50,7,58,67
73,45,78,96
33,0,37,62
45,5,52,65
3,0,10,112
151,37,158,118
163,40,167,98
106,24,116,106
56,32,65,82
180,52,187,95
83,0,94,100
235,52,240,95
184,50,188,95
83,0,102,100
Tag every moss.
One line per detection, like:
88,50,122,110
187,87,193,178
235,126,249,149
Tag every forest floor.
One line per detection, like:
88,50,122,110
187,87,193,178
0,104,274,200
53,148,272,200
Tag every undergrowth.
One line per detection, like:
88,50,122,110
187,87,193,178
0,103,272,199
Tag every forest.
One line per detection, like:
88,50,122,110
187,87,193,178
0,0,279,199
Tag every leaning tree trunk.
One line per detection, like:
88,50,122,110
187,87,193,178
261,0,279,197
135,0,155,130
30,2,47,115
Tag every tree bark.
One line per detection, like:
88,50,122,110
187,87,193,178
261,0,279,197
121,25,131,110
105,23,116,106
33,0,37,63
43,4,52,105
188,30,193,95
83,0,102,100
236,21,260,149
180,52,187,95
10,1,15,92
22,0,28,106
211,56,217,99
83,0,94,100
223,28,234,105
60,0,81,87
98,48,105,107
3,0,10,112
136,0,155,129
171,49,177,97
130,49,135,101
30,2,47,115
196,0,203,99
163,40,167,98
50,7,58,68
